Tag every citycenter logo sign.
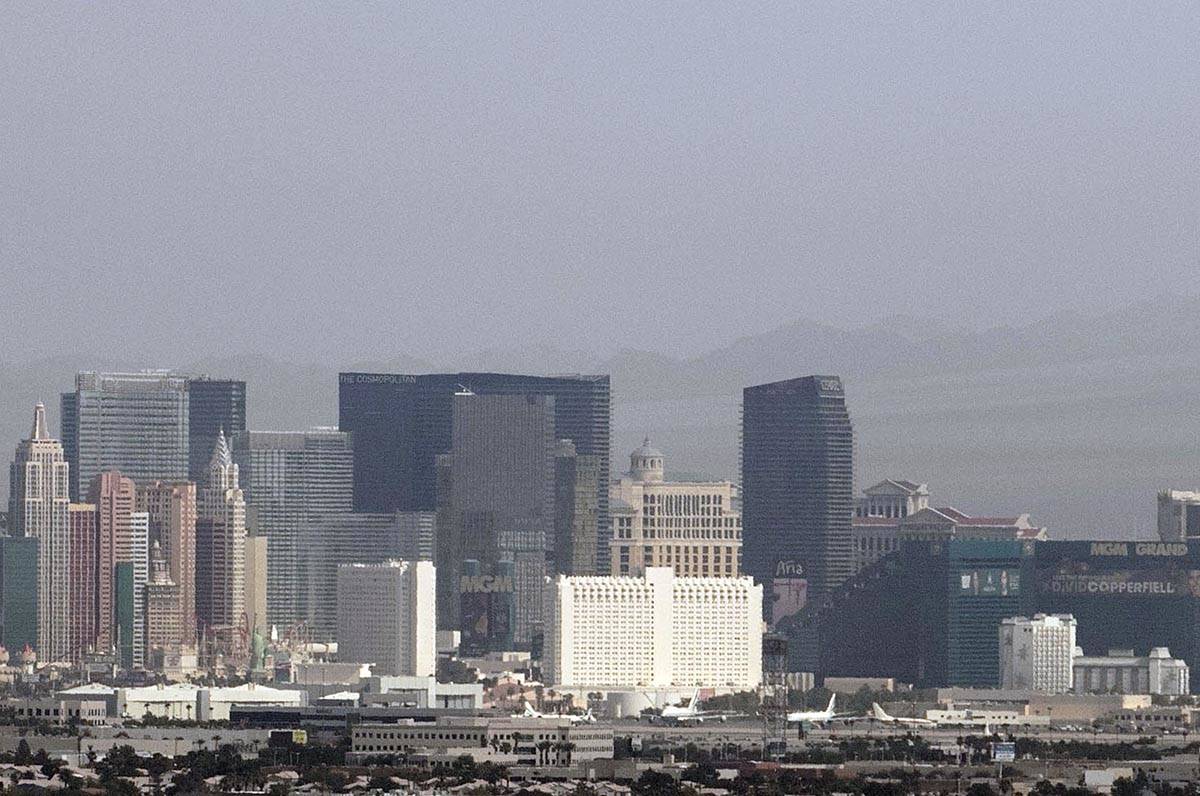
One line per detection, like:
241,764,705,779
1089,542,1188,557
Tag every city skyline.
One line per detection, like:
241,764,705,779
2,345,1195,543
2,2,1197,786
8,280,1200,542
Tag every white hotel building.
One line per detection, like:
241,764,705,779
543,567,762,689
1000,614,1077,693
336,560,436,677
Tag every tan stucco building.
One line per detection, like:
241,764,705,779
609,440,741,578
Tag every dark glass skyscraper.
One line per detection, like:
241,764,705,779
188,379,246,483
442,393,556,648
338,372,611,570
554,439,600,576
741,376,854,632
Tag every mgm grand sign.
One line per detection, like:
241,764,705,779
1089,542,1189,557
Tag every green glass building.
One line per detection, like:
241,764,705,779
115,562,135,670
0,536,38,652
945,540,1032,687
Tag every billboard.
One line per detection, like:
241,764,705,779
771,578,808,627
769,559,808,630
958,568,1021,597
1039,569,1200,598
992,742,1016,763
459,559,515,653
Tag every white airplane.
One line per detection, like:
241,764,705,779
656,690,741,724
785,694,854,725
517,702,596,724
867,702,938,728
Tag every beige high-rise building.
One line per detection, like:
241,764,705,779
88,471,136,651
67,503,98,659
9,403,72,660
244,535,268,637
609,440,742,578
137,481,197,643
196,430,246,655
144,541,183,668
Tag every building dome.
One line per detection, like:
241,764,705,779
632,438,663,460
0,647,9,666
630,437,665,483
19,645,36,665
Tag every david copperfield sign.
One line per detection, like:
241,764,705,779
1035,540,1200,598
1040,568,1200,598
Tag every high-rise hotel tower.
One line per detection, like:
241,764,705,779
338,372,611,570
196,430,246,654
8,404,71,660
741,376,853,643
62,372,189,500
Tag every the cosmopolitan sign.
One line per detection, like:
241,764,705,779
339,373,417,385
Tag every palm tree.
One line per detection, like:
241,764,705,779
557,741,576,766
536,740,553,766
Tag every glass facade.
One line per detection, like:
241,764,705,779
444,393,556,648
115,561,135,670
188,379,246,483
741,375,854,655
1035,540,1200,688
231,429,353,629
0,536,38,652
946,541,1032,687
62,372,189,501
338,372,611,570
299,511,430,641
813,538,1200,692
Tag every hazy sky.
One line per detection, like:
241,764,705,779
3,3,1198,363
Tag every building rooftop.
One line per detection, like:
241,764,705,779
863,479,929,496
631,437,663,460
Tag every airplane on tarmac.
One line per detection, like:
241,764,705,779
516,702,597,724
655,690,744,724
785,694,856,726
866,702,939,728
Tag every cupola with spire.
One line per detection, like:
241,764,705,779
630,437,665,482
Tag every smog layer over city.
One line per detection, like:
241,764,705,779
1,4,1199,795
